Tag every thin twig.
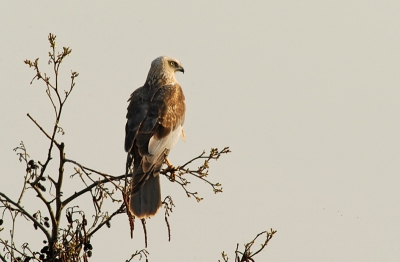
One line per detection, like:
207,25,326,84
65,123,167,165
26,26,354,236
141,218,147,248
65,159,123,192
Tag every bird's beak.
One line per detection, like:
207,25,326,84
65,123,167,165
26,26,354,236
177,66,184,74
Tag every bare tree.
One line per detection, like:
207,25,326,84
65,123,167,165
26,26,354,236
0,33,274,262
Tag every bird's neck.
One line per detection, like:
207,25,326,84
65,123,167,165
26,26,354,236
146,71,176,87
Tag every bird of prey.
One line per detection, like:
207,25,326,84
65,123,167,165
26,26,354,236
125,56,186,219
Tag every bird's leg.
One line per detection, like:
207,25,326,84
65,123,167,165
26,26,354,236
165,157,176,181
165,157,173,167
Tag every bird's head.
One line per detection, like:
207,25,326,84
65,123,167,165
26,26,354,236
147,56,184,85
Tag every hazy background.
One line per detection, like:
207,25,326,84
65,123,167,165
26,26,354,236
1,1,399,261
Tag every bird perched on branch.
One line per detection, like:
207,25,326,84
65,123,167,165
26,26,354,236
125,56,186,219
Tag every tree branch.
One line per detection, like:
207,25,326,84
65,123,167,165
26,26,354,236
62,174,125,207
87,203,125,238
0,192,50,241
27,113,59,146
0,252,6,262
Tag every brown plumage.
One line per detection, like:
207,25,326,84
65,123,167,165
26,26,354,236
125,56,185,219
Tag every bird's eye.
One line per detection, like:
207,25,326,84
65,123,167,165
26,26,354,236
170,61,175,66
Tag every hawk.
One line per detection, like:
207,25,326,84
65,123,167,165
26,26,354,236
125,56,186,219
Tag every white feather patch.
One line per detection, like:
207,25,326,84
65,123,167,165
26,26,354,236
148,125,183,159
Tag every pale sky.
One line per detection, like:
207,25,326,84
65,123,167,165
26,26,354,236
1,1,400,261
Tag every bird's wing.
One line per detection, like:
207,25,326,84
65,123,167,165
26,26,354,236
124,87,149,153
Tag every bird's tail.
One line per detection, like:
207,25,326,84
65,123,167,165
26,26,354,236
129,173,162,219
